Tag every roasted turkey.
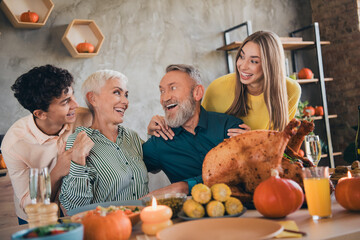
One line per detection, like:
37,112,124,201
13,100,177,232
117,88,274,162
202,119,317,203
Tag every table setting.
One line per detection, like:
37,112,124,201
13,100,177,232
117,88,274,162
4,177,360,240
3,120,360,240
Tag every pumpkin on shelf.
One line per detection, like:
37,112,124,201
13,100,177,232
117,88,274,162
335,171,360,211
20,10,39,23
82,209,132,240
253,169,304,218
298,67,313,79
76,41,95,53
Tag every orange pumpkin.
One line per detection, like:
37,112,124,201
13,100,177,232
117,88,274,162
315,106,324,116
0,154,6,169
298,68,313,79
253,169,304,218
303,106,315,117
82,209,132,240
20,10,39,23
335,176,360,211
76,42,95,53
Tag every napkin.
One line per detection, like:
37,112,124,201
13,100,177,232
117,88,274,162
275,220,302,238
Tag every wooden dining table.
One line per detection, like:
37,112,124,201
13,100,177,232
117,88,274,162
2,199,359,240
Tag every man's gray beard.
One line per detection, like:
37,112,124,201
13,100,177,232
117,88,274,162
164,96,196,128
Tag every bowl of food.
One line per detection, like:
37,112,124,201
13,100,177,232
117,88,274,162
70,205,143,226
11,223,83,240
142,193,187,218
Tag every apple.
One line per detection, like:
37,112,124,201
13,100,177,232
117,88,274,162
289,73,297,80
315,106,324,116
20,10,39,23
298,68,313,79
76,42,95,53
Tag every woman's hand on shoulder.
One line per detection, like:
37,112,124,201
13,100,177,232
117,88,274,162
147,115,174,140
227,123,251,137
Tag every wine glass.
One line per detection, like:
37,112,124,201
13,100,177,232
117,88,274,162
305,135,322,166
40,167,51,204
29,167,51,204
29,168,39,204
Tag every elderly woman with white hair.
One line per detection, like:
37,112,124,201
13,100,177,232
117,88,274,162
60,70,149,211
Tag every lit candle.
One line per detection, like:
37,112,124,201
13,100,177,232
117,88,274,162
140,196,173,235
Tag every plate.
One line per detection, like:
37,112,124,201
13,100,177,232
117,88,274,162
70,205,144,226
12,223,83,240
67,200,143,216
157,218,283,240
177,207,247,221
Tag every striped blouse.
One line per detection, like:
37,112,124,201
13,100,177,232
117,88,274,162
59,125,149,211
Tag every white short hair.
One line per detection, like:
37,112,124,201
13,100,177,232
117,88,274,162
82,70,128,113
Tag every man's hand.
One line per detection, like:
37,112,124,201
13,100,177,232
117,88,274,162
227,123,251,137
71,131,94,166
140,181,189,199
147,115,174,140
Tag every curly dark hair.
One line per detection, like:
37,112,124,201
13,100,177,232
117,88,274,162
11,65,74,113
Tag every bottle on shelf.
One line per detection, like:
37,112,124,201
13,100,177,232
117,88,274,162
356,105,360,160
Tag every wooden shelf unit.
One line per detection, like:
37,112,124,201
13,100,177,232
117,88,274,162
61,19,105,58
0,0,54,29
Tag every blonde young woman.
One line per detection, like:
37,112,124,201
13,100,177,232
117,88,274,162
202,30,301,133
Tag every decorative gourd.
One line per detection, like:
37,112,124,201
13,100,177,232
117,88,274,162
82,209,132,240
253,169,304,218
76,41,95,53
335,173,360,211
20,10,39,23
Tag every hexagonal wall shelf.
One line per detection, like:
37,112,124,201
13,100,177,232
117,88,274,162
62,19,105,58
0,0,54,29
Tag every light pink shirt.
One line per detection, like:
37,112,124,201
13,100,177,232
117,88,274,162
1,108,91,220
1,115,71,220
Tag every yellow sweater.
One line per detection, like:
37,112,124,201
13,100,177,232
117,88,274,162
202,73,301,130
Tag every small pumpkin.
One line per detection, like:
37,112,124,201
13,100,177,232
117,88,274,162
20,10,39,23
298,68,313,79
76,41,95,53
0,154,6,169
315,106,324,116
253,169,304,218
335,174,360,211
82,209,132,240
303,106,315,117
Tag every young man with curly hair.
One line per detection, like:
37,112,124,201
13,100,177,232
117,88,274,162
1,65,93,224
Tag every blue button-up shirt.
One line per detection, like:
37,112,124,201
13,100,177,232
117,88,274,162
143,106,243,192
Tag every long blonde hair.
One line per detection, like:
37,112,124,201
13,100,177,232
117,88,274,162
226,31,288,131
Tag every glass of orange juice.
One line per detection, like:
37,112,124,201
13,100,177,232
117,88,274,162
303,166,332,220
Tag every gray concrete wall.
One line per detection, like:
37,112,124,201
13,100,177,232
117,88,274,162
0,0,312,190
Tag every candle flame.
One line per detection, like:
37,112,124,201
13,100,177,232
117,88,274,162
347,171,352,178
151,196,157,209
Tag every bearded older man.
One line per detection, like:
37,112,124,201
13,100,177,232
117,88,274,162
142,64,244,195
